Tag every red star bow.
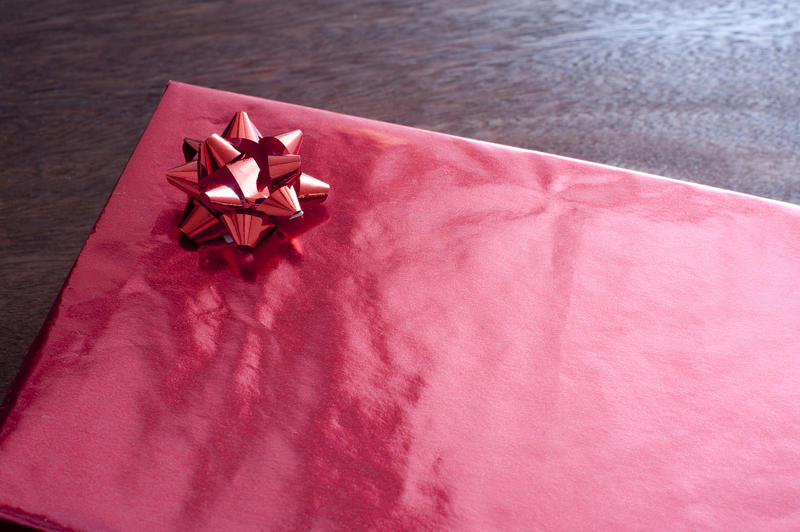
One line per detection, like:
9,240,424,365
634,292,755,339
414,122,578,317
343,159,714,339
166,111,330,248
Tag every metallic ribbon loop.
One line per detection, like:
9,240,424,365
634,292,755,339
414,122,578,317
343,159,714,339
166,112,330,248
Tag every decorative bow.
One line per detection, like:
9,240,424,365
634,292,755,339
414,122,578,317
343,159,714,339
166,111,329,248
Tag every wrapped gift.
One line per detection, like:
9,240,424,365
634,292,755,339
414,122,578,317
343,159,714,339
1,81,799,531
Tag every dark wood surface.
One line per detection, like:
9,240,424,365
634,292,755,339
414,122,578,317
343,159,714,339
1,0,798,399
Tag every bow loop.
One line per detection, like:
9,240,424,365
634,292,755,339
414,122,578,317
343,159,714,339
166,111,329,248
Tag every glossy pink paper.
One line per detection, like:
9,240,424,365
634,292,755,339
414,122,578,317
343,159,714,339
1,82,799,531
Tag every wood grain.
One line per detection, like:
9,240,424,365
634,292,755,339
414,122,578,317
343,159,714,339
1,0,798,398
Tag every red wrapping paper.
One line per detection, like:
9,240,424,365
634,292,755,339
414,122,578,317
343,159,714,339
1,81,799,531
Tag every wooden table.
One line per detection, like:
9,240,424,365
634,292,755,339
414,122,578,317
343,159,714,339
2,0,798,399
